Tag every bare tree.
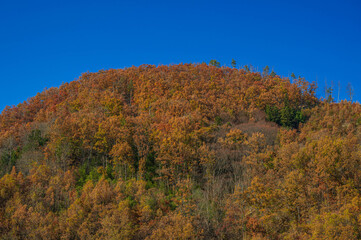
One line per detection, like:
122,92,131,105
324,79,334,103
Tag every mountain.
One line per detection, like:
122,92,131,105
1,63,360,239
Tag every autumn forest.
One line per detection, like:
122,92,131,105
1,63,361,239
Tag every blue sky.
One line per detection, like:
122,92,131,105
1,0,360,111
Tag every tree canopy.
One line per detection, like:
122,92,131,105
0,63,360,239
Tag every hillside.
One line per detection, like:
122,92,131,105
1,63,361,239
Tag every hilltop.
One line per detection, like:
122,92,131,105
1,64,361,239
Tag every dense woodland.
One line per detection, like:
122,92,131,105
0,63,361,239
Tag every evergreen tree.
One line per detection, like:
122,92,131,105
209,59,220,67
265,105,280,124
231,59,236,68
270,70,276,77
263,66,270,76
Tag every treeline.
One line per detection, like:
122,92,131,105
0,63,360,239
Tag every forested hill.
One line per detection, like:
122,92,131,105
1,63,361,239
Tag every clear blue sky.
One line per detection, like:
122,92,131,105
1,0,360,111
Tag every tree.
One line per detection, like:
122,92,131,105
326,87,334,103
324,80,334,103
209,60,220,68
280,105,294,127
263,66,270,76
231,59,237,68
346,82,354,102
270,70,276,77
265,105,280,124
244,65,250,72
